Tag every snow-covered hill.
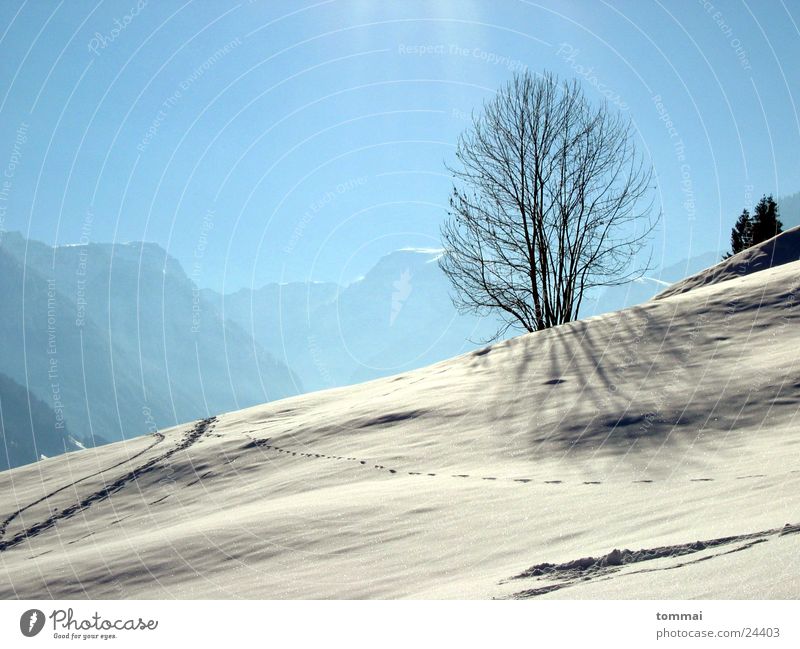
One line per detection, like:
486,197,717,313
1,232,798,599
656,225,800,298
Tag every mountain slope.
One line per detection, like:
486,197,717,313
0,235,798,598
0,373,84,471
201,280,340,391
0,232,301,460
212,249,504,391
779,190,800,229
0,241,124,448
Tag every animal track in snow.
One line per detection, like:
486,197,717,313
242,437,786,489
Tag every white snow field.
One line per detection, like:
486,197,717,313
1,230,799,599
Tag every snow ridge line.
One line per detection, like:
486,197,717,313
242,437,788,485
508,521,800,598
0,417,215,552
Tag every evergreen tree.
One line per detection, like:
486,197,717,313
725,195,783,259
751,194,783,245
726,209,753,258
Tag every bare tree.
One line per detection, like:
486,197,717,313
440,71,658,338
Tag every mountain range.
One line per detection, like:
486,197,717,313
0,230,721,471
0,232,300,466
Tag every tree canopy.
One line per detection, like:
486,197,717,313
439,71,657,337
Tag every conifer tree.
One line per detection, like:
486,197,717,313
724,209,753,259
725,195,783,259
751,194,783,246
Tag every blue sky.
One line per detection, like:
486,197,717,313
0,0,798,291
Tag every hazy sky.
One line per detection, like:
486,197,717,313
1,0,798,291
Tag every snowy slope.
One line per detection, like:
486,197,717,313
656,225,800,299
1,236,798,599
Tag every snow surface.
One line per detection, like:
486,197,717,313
656,225,800,299
1,234,799,599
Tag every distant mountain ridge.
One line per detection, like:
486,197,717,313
778,191,800,229
0,372,84,471
204,248,504,392
0,231,301,470
0,229,724,471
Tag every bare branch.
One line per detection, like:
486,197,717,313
439,70,659,338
